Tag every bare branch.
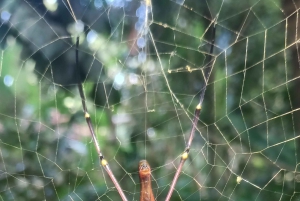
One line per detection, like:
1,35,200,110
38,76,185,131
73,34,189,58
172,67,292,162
75,37,128,201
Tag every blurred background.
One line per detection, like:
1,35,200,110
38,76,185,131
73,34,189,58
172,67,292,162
0,0,300,200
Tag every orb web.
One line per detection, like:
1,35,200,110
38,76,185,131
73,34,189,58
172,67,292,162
0,0,300,201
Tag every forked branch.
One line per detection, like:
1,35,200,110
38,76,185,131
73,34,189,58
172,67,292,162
75,37,128,201
165,23,216,201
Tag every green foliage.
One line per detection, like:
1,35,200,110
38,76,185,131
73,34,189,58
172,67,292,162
1,0,300,200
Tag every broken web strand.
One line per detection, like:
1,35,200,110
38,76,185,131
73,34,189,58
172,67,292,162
75,37,128,201
136,0,153,109
165,22,216,201
137,0,149,153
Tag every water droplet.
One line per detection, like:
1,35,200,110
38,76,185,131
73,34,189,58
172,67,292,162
87,30,98,44
136,4,146,19
4,75,14,87
94,0,103,9
137,37,146,48
75,20,84,34
16,163,25,172
147,127,156,138
1,11,11,22
138,51,146,63
113,73,125,90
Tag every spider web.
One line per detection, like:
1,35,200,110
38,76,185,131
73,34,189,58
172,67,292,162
1,0,300,200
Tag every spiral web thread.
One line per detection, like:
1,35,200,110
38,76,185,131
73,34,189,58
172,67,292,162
0,0,300,200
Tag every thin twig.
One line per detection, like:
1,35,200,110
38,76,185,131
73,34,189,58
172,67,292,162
75,37,128,201
165,23,216,201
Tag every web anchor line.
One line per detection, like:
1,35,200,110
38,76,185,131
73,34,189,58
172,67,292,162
75,37,128,201
165,23,216,201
